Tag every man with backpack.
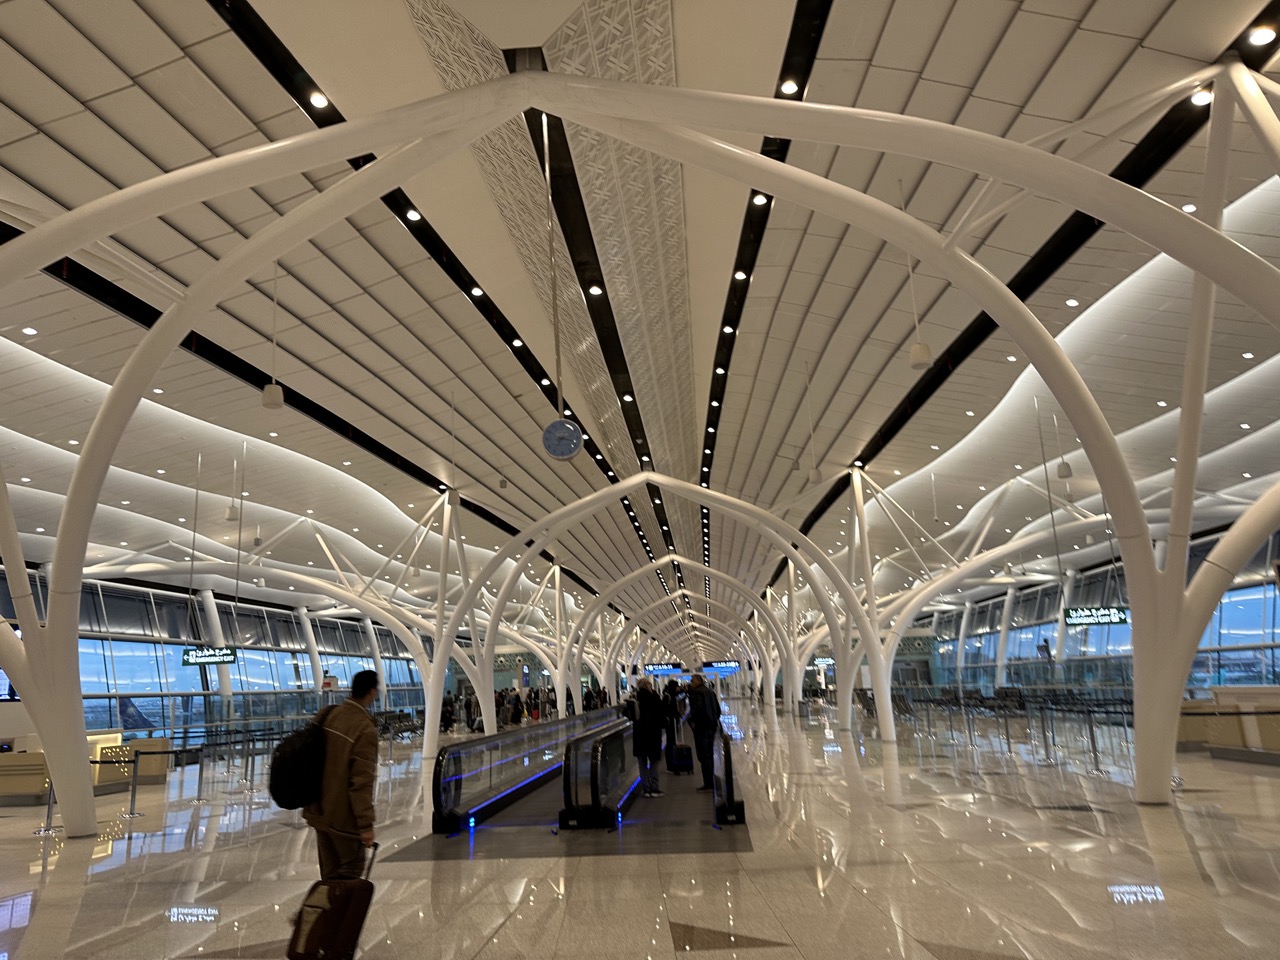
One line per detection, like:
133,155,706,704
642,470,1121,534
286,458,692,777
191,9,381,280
303,670,380,880
686,674,721,792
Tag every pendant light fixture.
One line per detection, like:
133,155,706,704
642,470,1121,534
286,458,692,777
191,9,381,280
1052,412,1073,478
263,261,285,409
900,182,932,371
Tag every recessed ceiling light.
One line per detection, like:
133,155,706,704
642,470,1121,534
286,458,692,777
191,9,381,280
711,400,720,407
929,444,939,451
306,509,314,514
1014,464,1022,470
1240,423,1251,430
622,393,633,402
733,270,747,281
587,284,603,296
1170,457,1177,463
19,477,30,483
156,468,165,475
342,460,351,466
965,410,974,417
893,469,901,476
752,194,768,206
67,439,79,445
1190,88,1213,106
470,286,483,297
722,325,734,334
541,378,551,386
1156,400,1168,407
780,79,799,95
1244,472,1253,478
406,209,421,221
1242,351,1255,359
1006,355,1017,362
707,427,715,433
268,431,279,437
978,485,986,491
21,327,37,336
178,517,186,522
1065,298,1079,307
352,527,359,532
309,91,329,108
1181,203,1197,213
1249,25,1277,45
35,527,44,533
120,500,130,505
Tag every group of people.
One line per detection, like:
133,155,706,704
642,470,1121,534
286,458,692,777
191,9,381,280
439,684,614,734
298,670,723,884
627,674,721,798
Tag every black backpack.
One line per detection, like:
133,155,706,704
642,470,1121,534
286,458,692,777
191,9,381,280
269,707,333,810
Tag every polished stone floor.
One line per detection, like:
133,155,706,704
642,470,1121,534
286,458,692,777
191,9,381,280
1,702,1279,959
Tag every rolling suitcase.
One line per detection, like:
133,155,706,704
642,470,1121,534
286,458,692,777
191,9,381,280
288,842,377,960
668,720,694,774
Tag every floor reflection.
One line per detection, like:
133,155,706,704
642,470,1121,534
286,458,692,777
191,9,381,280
1,704,1278,958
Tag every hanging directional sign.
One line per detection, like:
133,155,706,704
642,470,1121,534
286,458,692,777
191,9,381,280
644,662,684,675
181,647,237,666
1064,607,1130,627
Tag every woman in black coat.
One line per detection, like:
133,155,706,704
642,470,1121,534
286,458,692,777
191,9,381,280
631,677,668,797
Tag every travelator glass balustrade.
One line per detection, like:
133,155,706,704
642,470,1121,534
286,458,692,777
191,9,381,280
559,718,640,829
432,708,617,833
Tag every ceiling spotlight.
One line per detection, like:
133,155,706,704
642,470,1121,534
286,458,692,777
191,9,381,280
622,393,633,402
67,439,79,446
752,194,768,206
1065,298,1079,307
1241,423,1251,430
1243,351,1255,359
1244,472,1253,479
1156,400,1168,407
470,286,483,297
1190,88,1213,106
540,378,551,386
1249,25,1277,45
780,79,799,95
1181,203,1197,213
723,325,734,334
20,327,37,336
152,387,164,395
309,91,329,109
406,209,421,221
587,284,603,296
511,339,523,348
964,410,974,417
1006,355,1017,362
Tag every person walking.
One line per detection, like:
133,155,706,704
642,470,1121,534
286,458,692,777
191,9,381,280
303,669,380,880
631,677,668,797
686,674,721,792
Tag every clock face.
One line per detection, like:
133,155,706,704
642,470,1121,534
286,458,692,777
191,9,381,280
542,418,583,461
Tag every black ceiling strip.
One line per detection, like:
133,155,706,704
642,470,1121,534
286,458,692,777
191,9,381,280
763,6,1280,591
508,50,684,599
695,0,833,596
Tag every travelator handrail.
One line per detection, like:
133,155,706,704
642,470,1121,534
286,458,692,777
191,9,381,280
559,718,641,829
431,708,616,833
712,720,745,825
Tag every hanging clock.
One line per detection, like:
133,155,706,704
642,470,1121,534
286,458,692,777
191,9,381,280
542,418,583,461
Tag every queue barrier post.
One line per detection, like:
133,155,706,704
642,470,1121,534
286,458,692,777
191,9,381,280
33,782,58,837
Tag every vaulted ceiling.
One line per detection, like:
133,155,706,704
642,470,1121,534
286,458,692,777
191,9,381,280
1,0,1278,664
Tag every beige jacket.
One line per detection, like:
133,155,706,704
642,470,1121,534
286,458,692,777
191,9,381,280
302,699,379,835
